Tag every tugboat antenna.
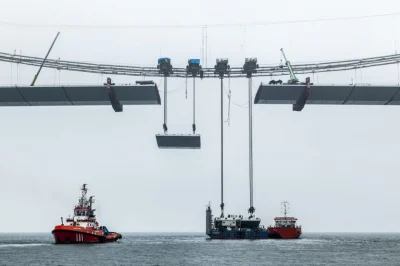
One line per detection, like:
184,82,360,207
281,201,289,219
80,184,88,207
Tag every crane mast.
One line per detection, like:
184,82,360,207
280,48,299,84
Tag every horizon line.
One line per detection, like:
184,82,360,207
1,231,400,234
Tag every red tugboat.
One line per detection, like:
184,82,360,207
268,201,302,239
52,184,122,244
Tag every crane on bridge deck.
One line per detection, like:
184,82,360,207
280,48,299,84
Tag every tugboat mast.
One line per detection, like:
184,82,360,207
79,184,88,207
281,201,289,219
77,184,95,216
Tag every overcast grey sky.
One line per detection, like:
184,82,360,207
0,0,400,233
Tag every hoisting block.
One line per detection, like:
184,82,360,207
155,134,201,149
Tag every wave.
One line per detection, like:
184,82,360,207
0,243,51,248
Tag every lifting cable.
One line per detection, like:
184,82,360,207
192,75,196,134
394,19,399,85
163,74,168,133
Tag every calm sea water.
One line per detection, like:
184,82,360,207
0,233,399,265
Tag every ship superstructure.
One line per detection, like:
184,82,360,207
65,183,97,228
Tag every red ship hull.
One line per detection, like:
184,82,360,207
267,227,302,239
52,226,122,244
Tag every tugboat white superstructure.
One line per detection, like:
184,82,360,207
51,184,122,244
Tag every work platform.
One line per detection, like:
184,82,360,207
254,84,400,106
0,84,161,106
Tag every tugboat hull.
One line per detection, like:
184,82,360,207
52,228,122,244
267,227,302,239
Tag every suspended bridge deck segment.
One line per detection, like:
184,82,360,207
156,134,201,149
254,83,400,110
0,84,161,107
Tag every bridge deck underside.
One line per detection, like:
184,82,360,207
0,85,161,106
254,84,400,105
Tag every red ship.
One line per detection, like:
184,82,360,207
268,201,302,239
52,184,122,244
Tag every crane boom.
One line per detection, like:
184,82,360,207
280,48,298,84
30,32,60,86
